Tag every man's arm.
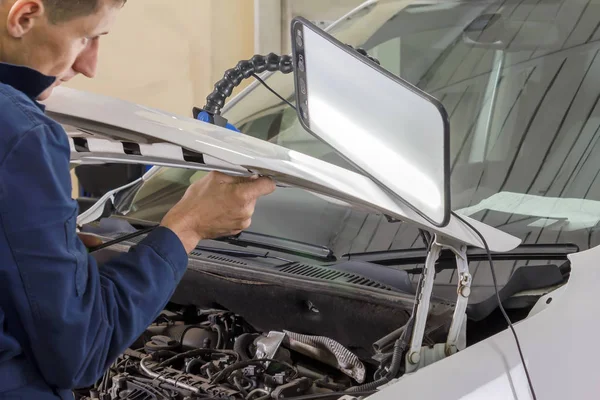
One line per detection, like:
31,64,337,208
0,123,274,389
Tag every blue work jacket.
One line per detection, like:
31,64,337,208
0,63,189,399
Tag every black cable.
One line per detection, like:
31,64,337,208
157,348,239,368
211,358,298,384
451,211,538,400
88,225,158,253
418,229,433,250
203,54,294,116
201,48,375,118
252,73,297,110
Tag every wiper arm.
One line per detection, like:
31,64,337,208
88,223,334,262
215,231,336,262
343,243,579,268
193,245,292,263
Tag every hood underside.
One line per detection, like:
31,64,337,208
43,87,520,252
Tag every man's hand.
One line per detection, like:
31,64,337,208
161,171,276,252
78,233,103,249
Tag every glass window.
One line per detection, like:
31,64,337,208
122,0,600,260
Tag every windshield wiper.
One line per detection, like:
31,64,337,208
192,245,292,263
88,223,334,262
215,231,336,262
343,243,579,269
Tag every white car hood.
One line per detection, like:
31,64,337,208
43,87,520,252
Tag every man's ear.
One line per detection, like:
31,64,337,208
6,0,45,38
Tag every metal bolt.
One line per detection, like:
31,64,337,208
409,351,421,365
460,274,471,285
461,286,471,297
446,345,458,356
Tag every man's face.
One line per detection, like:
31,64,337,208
1,0,122,100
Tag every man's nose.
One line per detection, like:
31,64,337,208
73,38,99,78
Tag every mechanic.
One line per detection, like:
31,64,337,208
0,0,276,399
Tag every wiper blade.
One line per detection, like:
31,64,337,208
215,231,336,262
193,245,292,263
343,243,579,267
88,224,333,262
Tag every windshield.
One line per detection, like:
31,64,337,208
121,0,600,267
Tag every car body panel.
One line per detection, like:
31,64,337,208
371,245,597,400
44,87,520,252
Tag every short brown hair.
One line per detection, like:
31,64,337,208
42,0,126,23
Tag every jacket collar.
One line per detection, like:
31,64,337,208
0,62,56,101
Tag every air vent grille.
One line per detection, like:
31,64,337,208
103,235,246,266
205,254,248,265
279,263,394,291
188,250,248,266
189,250,203,257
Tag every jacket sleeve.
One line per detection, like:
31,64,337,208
0,123,189,389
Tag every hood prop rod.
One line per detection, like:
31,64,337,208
405,235,471,374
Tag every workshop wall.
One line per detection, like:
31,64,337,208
65,0,254,117
65,0,254,197
65,0,361,198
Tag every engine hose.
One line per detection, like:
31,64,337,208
140,355,201,395
123,348,147,359
372,326,405,353
158,348,239,368
211,358,298,384
213,324,225,349
354,255,427,393
185,357,206,374
233,333,259,361
346,318,412,393
246,388,270,400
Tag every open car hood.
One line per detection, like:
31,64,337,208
43,87,520,252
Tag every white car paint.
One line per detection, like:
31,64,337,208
44,87,520,252
369,247,600,400
76,176,142,226
369,245,597,400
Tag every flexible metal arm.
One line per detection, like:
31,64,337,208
196,53,294,120
194,47,380,127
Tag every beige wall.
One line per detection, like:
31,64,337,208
65,0,255,116
66,0,255,197
65,0,360,197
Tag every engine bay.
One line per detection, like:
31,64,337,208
75,238,573,400
75,306,440,400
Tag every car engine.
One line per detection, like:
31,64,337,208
75,307,393,400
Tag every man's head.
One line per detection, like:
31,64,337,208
0,0,125,99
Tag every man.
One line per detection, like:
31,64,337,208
0,0,275,398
